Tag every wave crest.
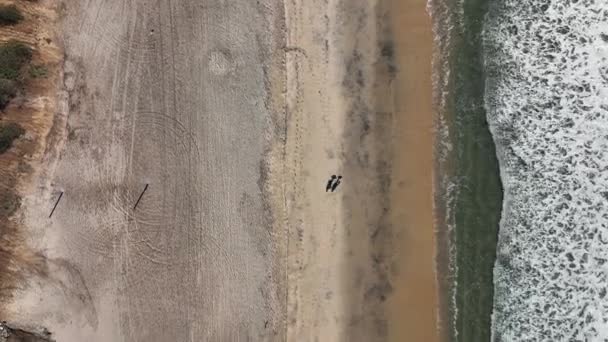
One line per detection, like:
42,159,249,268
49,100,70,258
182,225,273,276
485,1,608,340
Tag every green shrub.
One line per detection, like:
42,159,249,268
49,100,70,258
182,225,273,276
0,122,24,154
0,191,20,217
0,78,16,109
0,41,33,80
0,5,23,25
0,41,32,109
29,65,48,78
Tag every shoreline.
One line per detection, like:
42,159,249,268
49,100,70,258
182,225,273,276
441,0,502,340
429,0,458,337
429,0,460,338
387,0,440,341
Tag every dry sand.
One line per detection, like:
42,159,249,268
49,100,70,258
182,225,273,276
1,0,439,341
5,1,287,341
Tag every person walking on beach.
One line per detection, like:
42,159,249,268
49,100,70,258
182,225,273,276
326,175,337,192
330,175,342,192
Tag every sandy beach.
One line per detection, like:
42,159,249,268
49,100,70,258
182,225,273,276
5,1,287,340
285,0,438,340
0,0,440,340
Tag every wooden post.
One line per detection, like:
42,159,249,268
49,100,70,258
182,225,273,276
133,184,149,210
49,191,63,218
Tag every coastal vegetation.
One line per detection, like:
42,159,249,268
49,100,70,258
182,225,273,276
0,40,33,109
0,78,16,109
0,4,23,26
29,65,48,78
0,2,56,338
0,40,33,79
0,122,24,154
0,189,20,217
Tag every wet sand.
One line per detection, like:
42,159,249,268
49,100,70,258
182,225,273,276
387,0,439,341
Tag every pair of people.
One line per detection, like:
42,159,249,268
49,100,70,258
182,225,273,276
326,175,342,192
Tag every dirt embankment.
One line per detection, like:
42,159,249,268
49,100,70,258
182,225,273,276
0,321,53,342
0,0,62,338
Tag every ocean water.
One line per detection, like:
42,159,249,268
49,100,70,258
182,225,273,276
484,1,608,340
430,0,501,340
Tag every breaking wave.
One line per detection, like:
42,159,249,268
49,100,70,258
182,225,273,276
485,1,608,340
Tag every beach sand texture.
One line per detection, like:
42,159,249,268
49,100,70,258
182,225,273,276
388,0,439,341
5,1,287,340
0,0,439,340
285,0,438,340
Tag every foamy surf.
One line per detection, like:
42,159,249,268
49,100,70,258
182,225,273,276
485,1,608,340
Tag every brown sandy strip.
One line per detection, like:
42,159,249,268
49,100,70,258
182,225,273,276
282,0,440,340
387,0,440,341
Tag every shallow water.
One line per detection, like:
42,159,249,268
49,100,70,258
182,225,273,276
430,0,500,340
485,1,608,340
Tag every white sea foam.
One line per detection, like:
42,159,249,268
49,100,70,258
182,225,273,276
485,1,608,340
427,0,460,337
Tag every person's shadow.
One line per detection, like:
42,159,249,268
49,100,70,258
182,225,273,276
331,176,342,192
326,175,336,192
